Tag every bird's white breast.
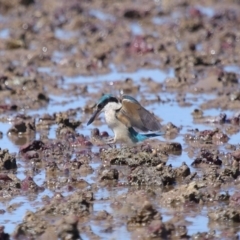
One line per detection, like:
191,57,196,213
103,102,133,143
103,102,121,129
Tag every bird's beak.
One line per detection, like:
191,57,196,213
87,108,101,125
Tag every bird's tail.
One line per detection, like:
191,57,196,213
143,132,163,138
129,127,163,142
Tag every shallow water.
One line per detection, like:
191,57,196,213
0,28,9,39
1,65,238,236
1,1,240,236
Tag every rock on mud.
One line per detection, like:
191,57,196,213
13,191,93,239
0,149,17,170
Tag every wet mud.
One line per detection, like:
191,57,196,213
0,0,240,239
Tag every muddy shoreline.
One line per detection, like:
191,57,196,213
0,0,240,239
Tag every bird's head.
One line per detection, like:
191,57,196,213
87,94,118,125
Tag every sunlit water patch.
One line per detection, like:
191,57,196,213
0,196,37,234
186,210,209,235
228,132,240,145
89,9,115,21
0,28,9,39
224,65,240,74
0,122,19,153
196,5,215,17
54,28,78,40
152,16,170,25
0,188,54,234
130,22,143,35
64,66,171,85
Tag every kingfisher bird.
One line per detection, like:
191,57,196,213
87,94,162,144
